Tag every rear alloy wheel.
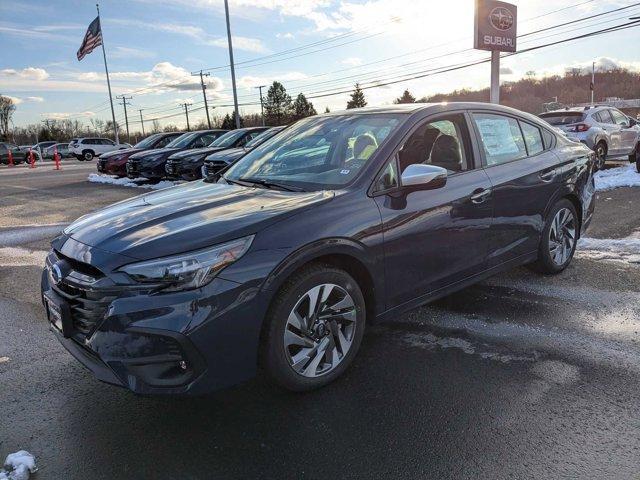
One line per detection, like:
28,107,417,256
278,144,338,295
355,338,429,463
531,199,578,274
262,264,366,391
594,141,607,170
83,151,95,161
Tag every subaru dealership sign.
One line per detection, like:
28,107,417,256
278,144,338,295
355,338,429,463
474,0,517,52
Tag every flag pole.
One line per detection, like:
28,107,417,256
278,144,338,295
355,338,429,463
96,3,119,144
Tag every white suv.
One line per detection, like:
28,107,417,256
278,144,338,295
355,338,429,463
68,138,128,161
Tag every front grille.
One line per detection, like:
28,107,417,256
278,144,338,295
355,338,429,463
204,161,227,177
47,252,119,337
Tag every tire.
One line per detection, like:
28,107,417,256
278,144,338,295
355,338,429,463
636,154,640,174
82,150,95,161
594,141,607,170
261,263,366,392
531,199,579,274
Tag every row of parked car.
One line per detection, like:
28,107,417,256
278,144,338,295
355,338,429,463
0,138,134,164
97,126,284,181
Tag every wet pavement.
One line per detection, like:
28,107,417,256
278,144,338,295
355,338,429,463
1,163,639,479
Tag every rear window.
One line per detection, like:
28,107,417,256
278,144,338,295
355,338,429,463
539,112,584,125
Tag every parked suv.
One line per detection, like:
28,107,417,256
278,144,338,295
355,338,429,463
0,142,24,164
69,138,128,161
42,103,595,395
126,130,226,181
165,127,269,181
97,132,183,177
539,106,640,169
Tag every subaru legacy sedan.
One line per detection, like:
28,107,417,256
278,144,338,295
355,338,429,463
41,103,595,395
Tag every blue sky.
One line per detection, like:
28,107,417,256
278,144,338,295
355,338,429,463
1,0,639,130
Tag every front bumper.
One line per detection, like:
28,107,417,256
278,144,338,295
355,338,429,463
41,245,270,395
165,160,202,180
127,160,165,180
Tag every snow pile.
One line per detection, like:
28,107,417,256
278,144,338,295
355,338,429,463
87,173,181,191
0,451,37,480
577,233,640,264
594,163,640,191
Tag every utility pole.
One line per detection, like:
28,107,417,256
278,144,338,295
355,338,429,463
180,102,192,131
193,70,212,129
255,85,266,126
590,61,595,106
223,0,240,129
116,95,132,142
138,109,145,136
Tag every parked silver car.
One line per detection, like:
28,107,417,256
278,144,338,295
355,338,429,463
539,106,640,169
42,142,71,159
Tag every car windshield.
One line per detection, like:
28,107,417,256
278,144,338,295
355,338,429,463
539,112,584,125
209,130,248,147
134,134,162,149
245,127,283,148
166,132,198,148
223,114,403,191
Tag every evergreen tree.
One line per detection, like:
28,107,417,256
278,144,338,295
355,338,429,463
292,93,317,120
346,83,367,109
221,112,243,130
394,89,416,104
264,81,293,125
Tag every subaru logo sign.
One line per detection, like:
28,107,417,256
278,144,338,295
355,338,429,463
489,6,514,31
474,0,517,53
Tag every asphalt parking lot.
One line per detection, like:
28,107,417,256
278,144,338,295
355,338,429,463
1,161,639,479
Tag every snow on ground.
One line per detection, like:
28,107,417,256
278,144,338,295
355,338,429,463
0,451,37,480
577,231,640,264
87,173,182,191
594,163,640,191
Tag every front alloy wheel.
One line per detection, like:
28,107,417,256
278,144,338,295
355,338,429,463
284,283,357,378
262,264,366,391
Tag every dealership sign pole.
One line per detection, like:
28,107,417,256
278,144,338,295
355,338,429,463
474,0,517,104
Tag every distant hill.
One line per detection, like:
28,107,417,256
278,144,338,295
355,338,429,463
420,68,640,115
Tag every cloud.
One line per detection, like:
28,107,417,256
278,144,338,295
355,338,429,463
500,67,513,75
342,57,363,67
41,111,95,120
108,18,269,53
77,62,225,95
25,96,44,102
0,67,50,81
5,95,45,105
519,57,640,79
111,46,156,59
276,32,295,39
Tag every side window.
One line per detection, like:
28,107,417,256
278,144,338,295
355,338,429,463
200,133,219,146
592,112,603,123
519,121,544,155
105,139,115,145
398,114,470,174
472,113,527,166
541,129,555,149
373,158,399,193
610,109,628,126
155,136,172,148
598,110,614,124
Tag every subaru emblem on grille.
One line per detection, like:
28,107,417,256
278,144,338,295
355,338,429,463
51,263,63,285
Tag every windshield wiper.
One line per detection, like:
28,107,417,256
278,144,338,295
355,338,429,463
238,177,304,192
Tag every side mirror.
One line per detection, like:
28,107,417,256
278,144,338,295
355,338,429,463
401,164,447,190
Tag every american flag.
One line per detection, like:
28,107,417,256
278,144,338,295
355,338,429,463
77,16,102,61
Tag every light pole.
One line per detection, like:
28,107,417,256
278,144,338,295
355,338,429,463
180,102,192,131
139,109,145,136
223,0,241,129
255,85,266,126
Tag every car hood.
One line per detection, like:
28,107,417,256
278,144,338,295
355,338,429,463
101,147,141,159
204,147,248,163
63,181,334,261
129,147,181,160
169,146,228,160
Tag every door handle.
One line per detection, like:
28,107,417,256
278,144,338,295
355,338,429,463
539,169,556,182
470,188,491,204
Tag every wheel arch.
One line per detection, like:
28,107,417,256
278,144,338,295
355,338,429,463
261,238,383,324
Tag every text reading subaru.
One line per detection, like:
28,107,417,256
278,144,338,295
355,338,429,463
42,103,595,394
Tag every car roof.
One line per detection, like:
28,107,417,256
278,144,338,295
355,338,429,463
323,102,547,118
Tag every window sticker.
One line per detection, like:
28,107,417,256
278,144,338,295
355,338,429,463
475,117,520,156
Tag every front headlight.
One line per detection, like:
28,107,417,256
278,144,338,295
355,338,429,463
118,235,254,291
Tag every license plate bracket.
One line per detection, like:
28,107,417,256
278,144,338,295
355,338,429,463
44,290,74,338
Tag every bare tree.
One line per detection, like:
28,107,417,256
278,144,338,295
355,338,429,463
0,96,17,140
